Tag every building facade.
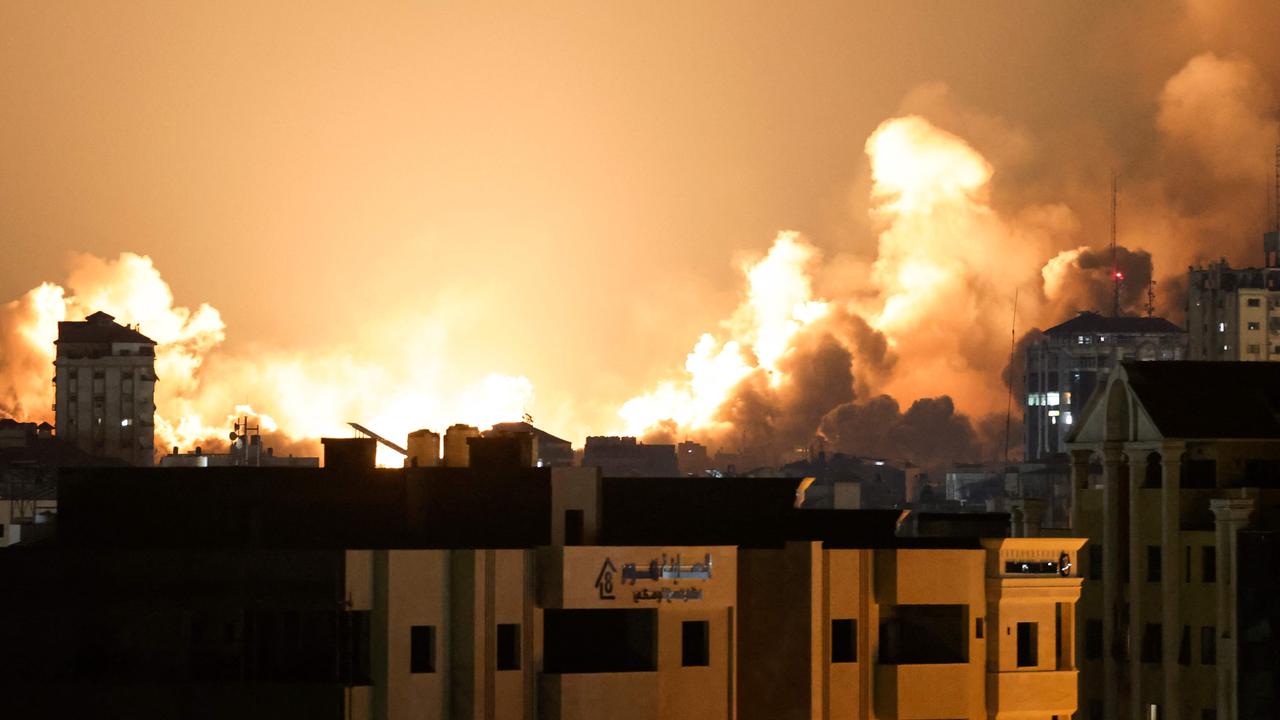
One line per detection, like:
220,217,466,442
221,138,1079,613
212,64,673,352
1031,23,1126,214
0,455,1088,719
53,310,157,465
1186,242,1280,361
1024,311,1185,460
1066,361,1280,720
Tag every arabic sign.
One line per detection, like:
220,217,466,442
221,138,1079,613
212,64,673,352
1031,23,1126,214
594,553,715,603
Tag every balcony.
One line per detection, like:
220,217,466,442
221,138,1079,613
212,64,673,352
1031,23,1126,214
539,672,658,720
986,669,1077,719
875,664,972,719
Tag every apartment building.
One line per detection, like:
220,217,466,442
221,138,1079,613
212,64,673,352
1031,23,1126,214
53,310,156,465
0,448,1087,720
1067,361,1280,720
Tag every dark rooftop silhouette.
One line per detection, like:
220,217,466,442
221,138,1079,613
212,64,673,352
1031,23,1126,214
1043,310,1183,337
1122,360,1280,439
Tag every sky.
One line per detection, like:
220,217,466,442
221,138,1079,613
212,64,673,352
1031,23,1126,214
2,1,1278,462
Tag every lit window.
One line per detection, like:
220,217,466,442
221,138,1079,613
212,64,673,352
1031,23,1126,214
1064,412,1073,425
1218,322,1226,332
1064,392,1072,403
120,418,132,427
1046,392,1060,406
1047,410,1060,417
1248,322,1261,331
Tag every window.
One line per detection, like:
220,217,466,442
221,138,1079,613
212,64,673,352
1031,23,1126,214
1141,623,1161,663
564,509,584,546
341,610,372,686
831,619,857,663
1248,344,1261,354
543,609,656,673
1147,546,1161,582
1185,546,1192,584
1201,626,1216,665
1089,545,1102,581
1248,322,1262,331
410,626,436,673
975,618,984,639
1203,709,1218,720
1016,622,1038,667
1085,620,1102,660
496,623,521,670
1179,625,1191,666
1247,298,1261,307
879,605,968,664
1202,547,1216,582
681,620,709,666
1219,322,1227,332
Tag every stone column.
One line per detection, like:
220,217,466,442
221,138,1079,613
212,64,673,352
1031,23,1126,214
1069,449,1093,531
1160,443,1184,720
1128,454,1147,720
1102,446,1125,720
1211,498,1255,720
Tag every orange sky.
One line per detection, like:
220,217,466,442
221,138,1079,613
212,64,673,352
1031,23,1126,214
2,1,1278,446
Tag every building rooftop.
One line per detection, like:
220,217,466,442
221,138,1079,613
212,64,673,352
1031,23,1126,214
488,421,571,447
1122,360,1280,439
56,311,156,345
1043,311,1183,337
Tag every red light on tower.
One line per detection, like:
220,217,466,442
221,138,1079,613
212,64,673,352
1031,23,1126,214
1114,271,1124,280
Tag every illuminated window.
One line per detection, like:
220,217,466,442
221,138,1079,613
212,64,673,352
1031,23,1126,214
1248,322,1261,331
1063,412,1073,425
1046,392,1060,406
1047,410,1060,417
120,418,132,427
1218,322,1226,332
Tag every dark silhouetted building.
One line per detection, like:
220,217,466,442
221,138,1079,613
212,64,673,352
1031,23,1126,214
53,310,158,466
1024,311,1185,460
581,436,678,476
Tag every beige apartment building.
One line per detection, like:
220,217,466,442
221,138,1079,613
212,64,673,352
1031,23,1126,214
1067,360,1280,720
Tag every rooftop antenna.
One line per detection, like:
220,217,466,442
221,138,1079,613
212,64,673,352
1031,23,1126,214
1002,287,1019,466
1110,172,1122,317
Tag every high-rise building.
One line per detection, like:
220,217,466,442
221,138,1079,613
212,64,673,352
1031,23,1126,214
53,311,156,466
1186,232,1280,361
1024,311,1185,460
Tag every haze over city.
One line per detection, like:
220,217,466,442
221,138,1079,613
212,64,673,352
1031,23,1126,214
3,1,1279,467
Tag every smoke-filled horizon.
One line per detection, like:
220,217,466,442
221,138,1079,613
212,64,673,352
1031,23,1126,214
2,1,1278,468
